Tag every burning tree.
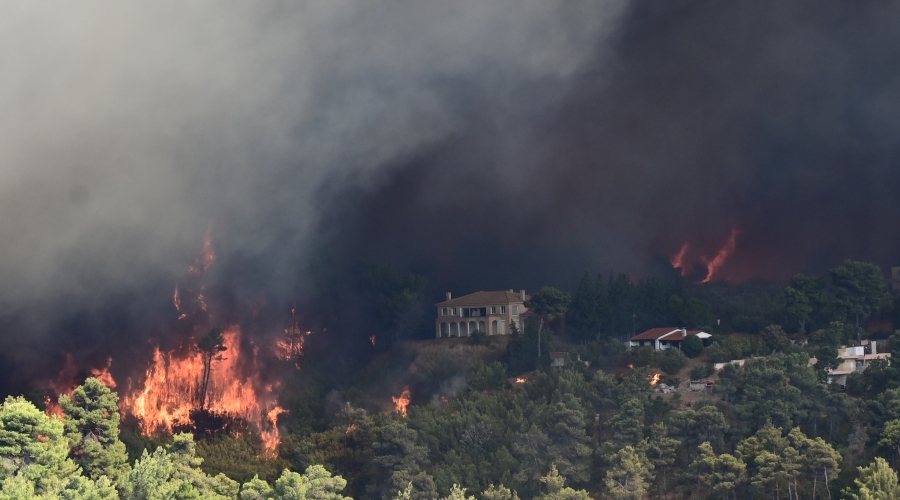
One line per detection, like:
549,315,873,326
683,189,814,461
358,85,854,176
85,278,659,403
196,327,227,411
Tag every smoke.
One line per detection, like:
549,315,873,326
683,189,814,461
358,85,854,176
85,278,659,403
0,1,628,385
319,0,900,291
5,1,900,389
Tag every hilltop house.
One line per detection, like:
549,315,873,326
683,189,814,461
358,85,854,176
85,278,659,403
827,341,891,385
628,327,711,351
436,290,529,338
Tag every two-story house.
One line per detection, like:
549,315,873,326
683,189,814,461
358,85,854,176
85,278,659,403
436,290,529,337
827,341,891,385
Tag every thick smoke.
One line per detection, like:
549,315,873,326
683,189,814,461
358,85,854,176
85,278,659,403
0,1,627,387
4,1,900,390
321,0,900,291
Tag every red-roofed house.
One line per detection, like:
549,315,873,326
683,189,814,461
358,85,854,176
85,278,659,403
629,327,711,351
435,290,529,337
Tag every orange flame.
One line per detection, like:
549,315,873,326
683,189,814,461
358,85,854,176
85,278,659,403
274,305,309,363
392,387,411,416
369,335,376,346
45,396,63,419
627,363,634,369
345,423,358,434
701,228,739,283
120,327,285,451
515,378,526,384
91,358,116,389
649,373,661,385
670,243,689,275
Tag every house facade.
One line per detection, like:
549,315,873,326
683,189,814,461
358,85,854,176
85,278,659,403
435,290,529,338
827,341,891,385
628,327,711,350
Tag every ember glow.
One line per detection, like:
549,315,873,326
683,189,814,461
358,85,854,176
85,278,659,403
702,228,740,283
392,387,411,416
120,326,285,451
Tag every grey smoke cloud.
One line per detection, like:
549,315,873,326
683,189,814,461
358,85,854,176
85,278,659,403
0,1,628,378
0,1,627,303
9,0,900,387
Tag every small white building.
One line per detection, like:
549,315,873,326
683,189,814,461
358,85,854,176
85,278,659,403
628,327,711,351
827,341,891,385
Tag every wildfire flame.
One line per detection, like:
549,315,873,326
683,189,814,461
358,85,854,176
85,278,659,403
515,378,526,384
46,355,117,418
670,243,689,273
701,228,739,283
91,358,116,389
627,364,634,369
392,387,411,417
174,285,187,320
345,423,358,434
120,326,285,452
369,335,376,346
671,228,740,283
649,373,661,385
274,304,310,364
45,397,63,419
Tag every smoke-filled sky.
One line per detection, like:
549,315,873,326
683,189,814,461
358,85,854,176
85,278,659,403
2,1,900,382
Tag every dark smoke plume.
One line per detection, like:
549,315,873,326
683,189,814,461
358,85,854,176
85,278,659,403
3,1,900,390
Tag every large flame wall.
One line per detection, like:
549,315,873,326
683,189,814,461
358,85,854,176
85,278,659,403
120,326,284,451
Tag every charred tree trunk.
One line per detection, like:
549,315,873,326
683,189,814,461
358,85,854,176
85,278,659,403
196,328,227,412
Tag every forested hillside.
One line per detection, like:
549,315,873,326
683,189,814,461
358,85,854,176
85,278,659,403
7,260,900,499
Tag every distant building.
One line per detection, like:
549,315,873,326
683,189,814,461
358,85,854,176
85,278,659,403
550,351,569,367
628,327,711,351
827,341,891,385
689,379,715,394
435,290,529,338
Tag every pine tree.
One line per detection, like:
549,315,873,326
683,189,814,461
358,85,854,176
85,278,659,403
850,457,900,500
602,446,651,500
59,377,130,484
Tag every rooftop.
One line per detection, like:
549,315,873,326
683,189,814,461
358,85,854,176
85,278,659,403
630,327,710,341
436,290,529,307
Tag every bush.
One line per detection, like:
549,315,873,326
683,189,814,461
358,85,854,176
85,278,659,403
706,342,729,363
690,364,714,381
661,374,680,387
658,348,687,375
629,346,656,367
682,335,703,358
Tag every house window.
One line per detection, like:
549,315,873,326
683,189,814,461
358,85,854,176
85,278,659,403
512,305,519,315
490,306,497,314
452,308,457,316
500,306,506,314
441,308,447,316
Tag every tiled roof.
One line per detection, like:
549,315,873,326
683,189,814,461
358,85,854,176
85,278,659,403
630,327,707,341
436,290,528,307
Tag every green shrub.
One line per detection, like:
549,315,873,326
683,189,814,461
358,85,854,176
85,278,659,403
682,335,703,358
658,348,687,375
690,364,713,381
